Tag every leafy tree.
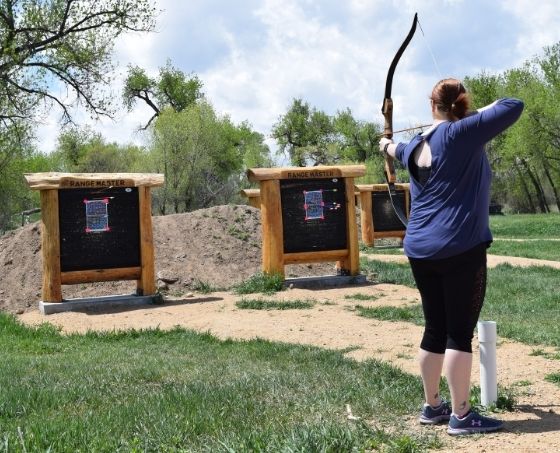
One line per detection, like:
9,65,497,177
531,43,560,211
0,0,157,125
123,60,204,129
54,126,150,173
0,0,156,230
466,43,560,213
271,98,338,166
272,99,386,182
0,148,52,232
150,102,271,214
332,108,380,162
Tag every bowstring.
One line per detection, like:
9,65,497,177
417,18,443,80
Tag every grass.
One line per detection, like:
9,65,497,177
190,279,218,294
484,264,560,347
355,305,424,324
0,313,442,452
489,213,560,239
344,293,381,301
545,373,560,386
360,213,560,261
469,384,517,412
529,348,560,360
358,259,560,347
232,272,284,295
3,214,557,450
360,243,404,255
360,258,417,287
488,239,560,261
236,298,315,310
228,225,250,242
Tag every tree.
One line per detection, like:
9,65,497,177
123,60,204,129
150,102,271,214
332,108,381,163
466,43,560,213
272,99,387,183
54,126,150,173
0,147,52,232
271,98,338,166
0,0,157,230
0,0,157,125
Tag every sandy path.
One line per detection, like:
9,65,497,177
364,252,560,270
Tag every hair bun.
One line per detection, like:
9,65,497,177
431,78,471,120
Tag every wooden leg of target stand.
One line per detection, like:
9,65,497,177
337,178,360,276
259,179,284,277
137,186,156,296
359,191,374,247
40,189,62,303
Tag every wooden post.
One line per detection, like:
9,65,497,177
137,186,156,295
340,178,360,275
259,179,284,276
359,191,374,246
240,189,261,209
40,190,62,302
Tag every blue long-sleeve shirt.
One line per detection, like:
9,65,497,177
395,98,524,259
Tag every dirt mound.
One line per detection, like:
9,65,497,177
0,205,332,314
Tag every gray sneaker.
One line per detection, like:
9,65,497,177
419,400,451,425
447,410,503,435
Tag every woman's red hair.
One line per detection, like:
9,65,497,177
431,78,470,120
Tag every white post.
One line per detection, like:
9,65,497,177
477,320,497,406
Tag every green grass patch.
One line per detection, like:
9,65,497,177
469,384,517,412
529,348,560,360
358,259,560,348
490,213,560,239
355,305,424,325
545,373,560,386
236,298,315,310
360,258,416,287
233,272,284,295
484,264,560,347
228,225,250,241
344,293,381,301
190,279,219,294
489,239,560,261
0,313,441,452
360,243,404,255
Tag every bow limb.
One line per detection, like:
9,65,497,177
381,13,418,184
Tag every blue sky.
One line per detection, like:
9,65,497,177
37,0,560,156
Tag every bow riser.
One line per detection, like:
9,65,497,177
382,98,396,183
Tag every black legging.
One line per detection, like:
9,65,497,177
408,242,488,353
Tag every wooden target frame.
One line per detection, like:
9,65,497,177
247,165,365,277
24,173,164,304
357,183,410,246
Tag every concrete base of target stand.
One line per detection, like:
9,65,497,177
39,294,160,315
284,274,367,289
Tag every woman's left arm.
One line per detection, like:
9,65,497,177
379,137,398,158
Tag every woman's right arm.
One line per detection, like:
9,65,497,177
450,98,524,145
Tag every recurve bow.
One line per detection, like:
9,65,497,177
381,12,419,227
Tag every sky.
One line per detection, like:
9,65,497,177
36,0,560,158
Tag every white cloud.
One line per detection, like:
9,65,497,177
202,0,406,138
33,0,560,155
504,0,560,60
